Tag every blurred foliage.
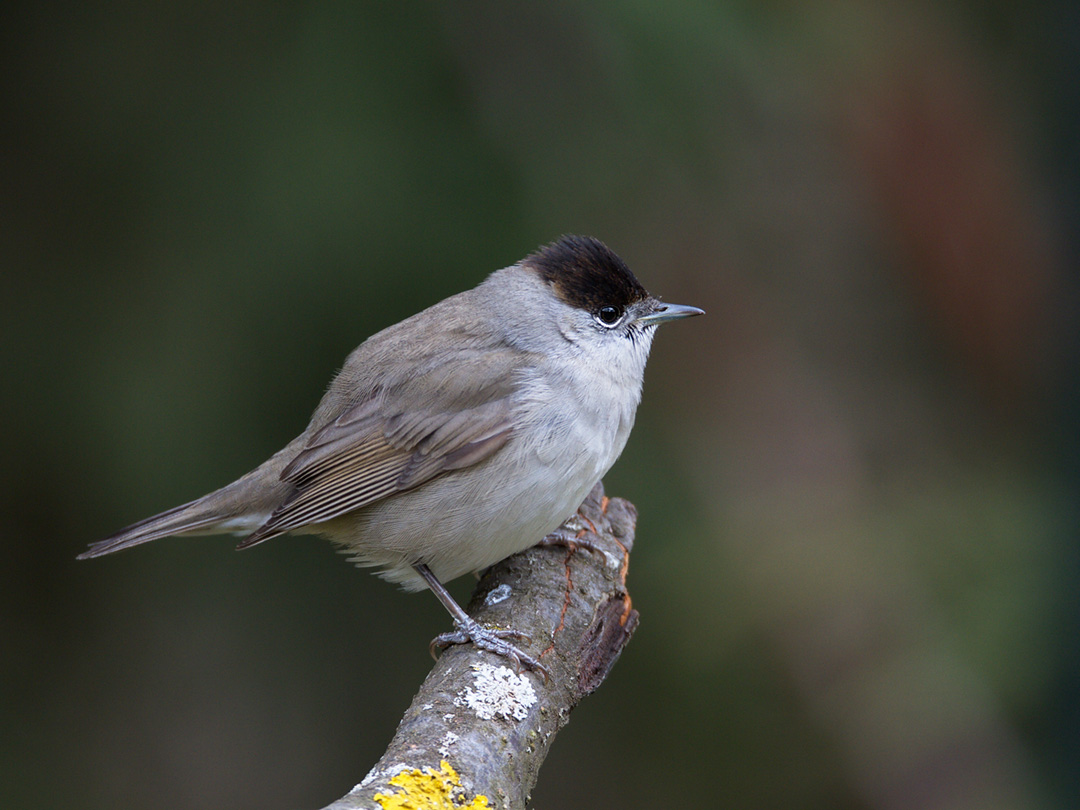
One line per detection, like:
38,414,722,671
2,2,1077,809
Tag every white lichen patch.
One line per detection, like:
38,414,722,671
438,731,460,758
484,583,512,606
454,663,537,722
356,762,410,790
356,769,377,790
559,514,587,534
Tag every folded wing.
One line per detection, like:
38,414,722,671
237,385,515,548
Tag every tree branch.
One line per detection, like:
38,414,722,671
321,481,638,810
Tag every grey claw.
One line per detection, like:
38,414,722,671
538,526,606,555
430,617,549,678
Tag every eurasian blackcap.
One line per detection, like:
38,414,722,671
79,235,703,670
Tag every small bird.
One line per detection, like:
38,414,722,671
80,235,702,670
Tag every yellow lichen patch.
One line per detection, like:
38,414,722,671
373,760,489,809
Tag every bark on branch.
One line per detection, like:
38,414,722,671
320,481,638,810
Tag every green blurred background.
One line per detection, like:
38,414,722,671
3,2,1078,808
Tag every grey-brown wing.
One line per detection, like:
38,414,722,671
236,394,513,548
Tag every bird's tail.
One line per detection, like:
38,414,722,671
77,475,274,559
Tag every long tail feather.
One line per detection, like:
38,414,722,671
79,496,246,559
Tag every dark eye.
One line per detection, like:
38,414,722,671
596,305,622,327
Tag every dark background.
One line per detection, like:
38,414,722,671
3,3,1077,809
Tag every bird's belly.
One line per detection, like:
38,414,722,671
315,428,611,591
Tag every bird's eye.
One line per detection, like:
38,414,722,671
595,306,622,327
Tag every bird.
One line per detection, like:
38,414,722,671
79,235,703,671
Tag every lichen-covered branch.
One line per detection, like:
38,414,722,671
321,481,638,810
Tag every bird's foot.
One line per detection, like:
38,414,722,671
538,513,605,555
431,616,549,678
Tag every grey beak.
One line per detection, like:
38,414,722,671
635,302,705,326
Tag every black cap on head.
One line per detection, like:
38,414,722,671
521,235,649,312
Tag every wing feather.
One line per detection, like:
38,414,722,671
236,395,514,548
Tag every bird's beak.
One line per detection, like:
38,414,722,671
635,302,705,326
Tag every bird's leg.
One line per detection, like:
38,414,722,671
414,563,549,677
